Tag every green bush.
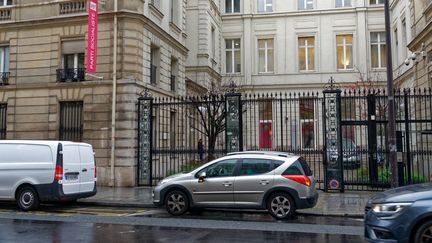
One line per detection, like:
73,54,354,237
357,166,428,184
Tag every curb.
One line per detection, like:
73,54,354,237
77,201,157,208
77,201,364,218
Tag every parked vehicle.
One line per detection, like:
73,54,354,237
342,139,361,169
0,140,97,211
364,183,432,243
153,151,318,219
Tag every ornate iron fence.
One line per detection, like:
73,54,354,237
138,88,432,191
59,101,83,142
0,103,6,140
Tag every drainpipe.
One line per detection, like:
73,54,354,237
110,0,118,187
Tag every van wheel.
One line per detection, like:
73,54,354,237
17,187,40,211
413,220,432,243
165,190,189,216
267,193,295,220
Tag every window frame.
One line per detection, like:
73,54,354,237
336,34,354,70
298,0,314,10
336,0,351,8
1,0,12,6
196,159,239,178
226,0,240,13
370,32,387,69
257,38,274,73
369,0,384,5
225,38,241,74
257,0,273,13
0,46,9,73
298,36,315,72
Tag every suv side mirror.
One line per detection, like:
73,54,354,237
198,172,206,183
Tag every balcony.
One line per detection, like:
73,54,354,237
59,1,87,15
0,72,9,85
0,8,11,21
56,68,86,82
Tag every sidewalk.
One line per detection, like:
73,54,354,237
79,187,376,217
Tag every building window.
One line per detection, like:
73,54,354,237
0,46,9,85
170,111,176,150
1,0,12,6
336,0,351,7
171,58,178,92
336,34,353,70
150,46,160,85
394,28,399,65
369,0,384,5
300,98,315,149
401,18,407,59
298,0,313,10
258,38,274,73
57,40,85,82
226,0,240,13
225,39,241,73
0,103,6,140
371,32,387,69
298,37,315,71
59,101,83,142
258,0,272,12
259,100,272,149
170,0,180,26
211,26,216,59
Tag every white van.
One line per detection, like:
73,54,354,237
0,140,97,211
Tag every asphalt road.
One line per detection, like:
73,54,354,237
0,202,366,243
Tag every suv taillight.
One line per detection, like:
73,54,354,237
283,175,311,187
55,165,63,181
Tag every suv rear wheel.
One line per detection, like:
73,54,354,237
267,193,295,219
165,190,189,216
414,220,432,243
17,186,40,211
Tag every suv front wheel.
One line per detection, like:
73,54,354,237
267,193,295,219
165,190,189,216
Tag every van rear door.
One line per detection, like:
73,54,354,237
78,145,95,193
62,145,81,195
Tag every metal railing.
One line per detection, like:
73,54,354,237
170,75,176,91
59,1,87,15
59,101,83,142
56,68,86,82
0,72,10,85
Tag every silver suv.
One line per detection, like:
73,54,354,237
153,151,318,219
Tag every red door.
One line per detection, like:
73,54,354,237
259,122,272,149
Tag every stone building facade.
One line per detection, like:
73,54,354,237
0,0,188,186
220,0,387,91
391,0,432,89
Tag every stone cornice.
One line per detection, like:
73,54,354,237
408,20,432,50
222,7,384,20
0,10,188,56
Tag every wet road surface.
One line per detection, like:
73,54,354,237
0,202,366,243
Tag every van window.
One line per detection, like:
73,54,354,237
0,144,53,163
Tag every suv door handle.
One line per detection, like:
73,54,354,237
222,182,232,187
82,169,88,172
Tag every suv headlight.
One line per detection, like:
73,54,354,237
372,203,412,219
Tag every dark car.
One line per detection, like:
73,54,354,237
364,183,432,243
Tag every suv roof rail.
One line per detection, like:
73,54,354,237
227,151,295,158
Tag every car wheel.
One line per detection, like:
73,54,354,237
267,193,295,219
165,190,189,216
414,220,432,243
17,187,40,211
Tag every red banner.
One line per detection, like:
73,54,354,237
86,0,98,73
